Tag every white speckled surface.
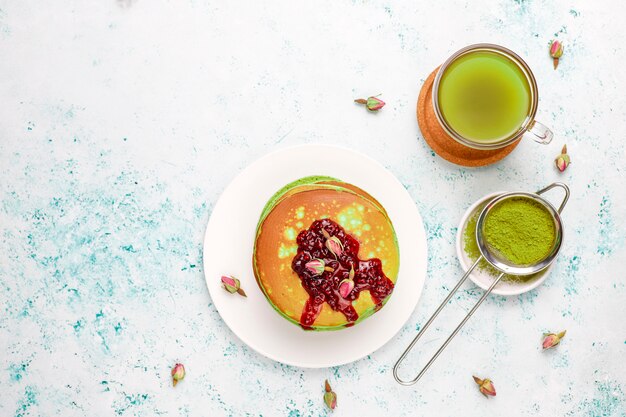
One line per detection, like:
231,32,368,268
1,1,625,416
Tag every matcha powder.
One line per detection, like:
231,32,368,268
464,205,507,278
484,197,556,265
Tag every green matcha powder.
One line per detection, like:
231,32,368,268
463,197,556,282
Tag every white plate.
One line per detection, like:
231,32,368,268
203,145,427,368
455,192,554,296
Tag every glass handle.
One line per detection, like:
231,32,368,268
526,120,553,144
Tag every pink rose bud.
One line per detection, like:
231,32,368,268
550,40,564,58
305,259,326,275
542,330,566,350
171,363,185,387
221,275,247,297
554,144,571,172
221,275,238,292
365,96,385,111
338,278,355,298
473,376,496,397
325,236,344,258
324,379,337,410
549,40,564,69
354,95,385,112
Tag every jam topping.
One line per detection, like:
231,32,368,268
291,219,395,329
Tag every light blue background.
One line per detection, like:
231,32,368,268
1,1,624,416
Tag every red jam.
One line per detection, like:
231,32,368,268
291,219,395,329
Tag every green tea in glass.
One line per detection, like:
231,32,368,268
432,44,552,150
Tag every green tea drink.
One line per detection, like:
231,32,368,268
438,50,531,144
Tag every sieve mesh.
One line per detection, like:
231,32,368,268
476,190,565,275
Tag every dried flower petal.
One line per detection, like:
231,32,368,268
550,40,564,58
554,144,571,172
325,236,344,258
171,363,185,387
221,276,238,293
338,278,355,298
549,40,564,69
221,275,247,297
323,379,337,410
542,330,567,350
366,96,385,111
473,376,496,397
305,259,326,275
354,95,385,112
555,156,569,172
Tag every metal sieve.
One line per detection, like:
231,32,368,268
393,182,570,386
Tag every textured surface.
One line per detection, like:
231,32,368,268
1,1,625,416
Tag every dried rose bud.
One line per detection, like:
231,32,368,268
305,259,325,275
171,363,185,387
550,40,564,69
221,275,247,297
305,259,334,275
325,236,344,258
338,278,355,298
473,376,496,397
542,330,566,350
354,95,385,112
555,144,571,172
324,379,337,410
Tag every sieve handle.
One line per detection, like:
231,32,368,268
536,182,570,214
393,257,504,386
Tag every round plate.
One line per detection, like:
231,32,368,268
203,145,427,368
455,192,554,296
